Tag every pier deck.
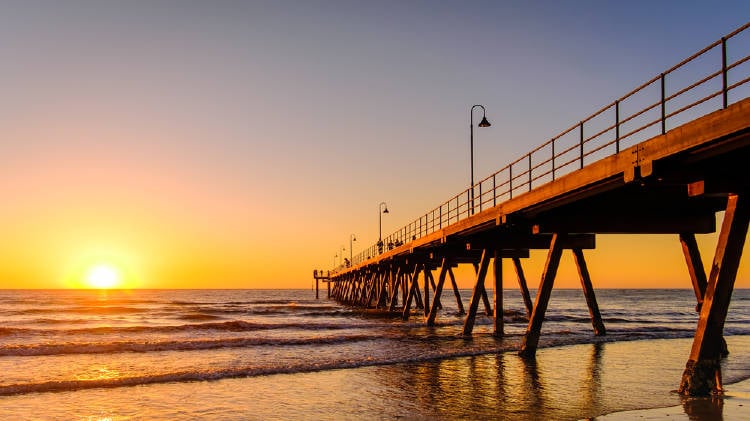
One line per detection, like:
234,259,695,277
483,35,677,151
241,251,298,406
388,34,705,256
315,22,750,396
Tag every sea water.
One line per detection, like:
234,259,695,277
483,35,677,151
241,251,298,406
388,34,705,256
0,288,748,420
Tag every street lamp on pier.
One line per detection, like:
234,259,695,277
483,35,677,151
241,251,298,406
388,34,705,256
470,104,491,214
350,234,356,264
378,202,389,253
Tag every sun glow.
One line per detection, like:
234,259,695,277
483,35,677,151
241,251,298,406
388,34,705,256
85,264,122,289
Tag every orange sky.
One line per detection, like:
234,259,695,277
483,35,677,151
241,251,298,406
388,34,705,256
1,2,749,289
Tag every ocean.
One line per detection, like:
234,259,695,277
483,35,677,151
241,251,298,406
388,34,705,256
0,288,748,420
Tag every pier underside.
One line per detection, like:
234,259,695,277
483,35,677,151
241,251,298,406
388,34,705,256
319,97,750,396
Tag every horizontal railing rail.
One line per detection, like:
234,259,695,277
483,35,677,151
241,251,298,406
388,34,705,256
337,22,750,272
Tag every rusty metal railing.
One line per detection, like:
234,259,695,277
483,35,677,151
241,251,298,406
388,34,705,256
342,21,750,271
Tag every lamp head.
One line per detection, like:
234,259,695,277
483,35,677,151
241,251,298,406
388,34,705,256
478,116,491,127
383,207,389,214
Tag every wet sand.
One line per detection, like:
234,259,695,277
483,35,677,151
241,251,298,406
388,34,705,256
595,376,750,420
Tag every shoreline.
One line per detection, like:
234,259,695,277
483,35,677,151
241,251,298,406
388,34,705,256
594,376,750,420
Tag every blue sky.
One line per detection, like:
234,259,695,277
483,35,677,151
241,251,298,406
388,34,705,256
1,1,749,287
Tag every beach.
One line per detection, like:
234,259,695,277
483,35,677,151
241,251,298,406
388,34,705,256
0,288,748,419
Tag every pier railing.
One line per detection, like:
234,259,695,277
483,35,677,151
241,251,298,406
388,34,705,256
343,22,750,270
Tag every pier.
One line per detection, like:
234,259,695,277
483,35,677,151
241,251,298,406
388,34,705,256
315,23,750,396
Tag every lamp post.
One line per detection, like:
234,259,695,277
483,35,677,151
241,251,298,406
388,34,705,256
470,104,491,214
340,245,346,266
378,202,389,253
333,254,338,267
350,234,356,264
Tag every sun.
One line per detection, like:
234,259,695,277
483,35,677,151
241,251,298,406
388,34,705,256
85,264,122,289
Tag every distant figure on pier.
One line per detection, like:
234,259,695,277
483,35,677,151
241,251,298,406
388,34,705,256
344,258,350,268
388,241,394,250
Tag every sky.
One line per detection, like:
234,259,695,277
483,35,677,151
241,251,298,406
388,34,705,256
1,1,749,289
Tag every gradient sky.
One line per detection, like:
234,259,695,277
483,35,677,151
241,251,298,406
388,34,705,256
1,1,749,289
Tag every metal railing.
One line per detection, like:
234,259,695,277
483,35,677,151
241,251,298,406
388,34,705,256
341,22,750,271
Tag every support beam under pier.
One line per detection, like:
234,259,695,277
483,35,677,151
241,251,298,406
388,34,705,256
573,249,606,336
519,233,565,357
463,249,491,336
679,194,750,396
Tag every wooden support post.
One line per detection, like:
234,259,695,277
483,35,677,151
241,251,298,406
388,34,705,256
414,280,424,310
327,280,331,299
316,278,319,299
474,262,493,315
520,233,565,357
388,267,402,312
402,271,408,308
494,252,503,337
680,232,709,309
681,232,730,356
448,268,466,315
402,265,422,320
513,257,534,317
481,288,493,316
423,266,431,316
680,194,750,396
378,269,390,308
573,248,606,336
463,249,492,336
426,258,449,326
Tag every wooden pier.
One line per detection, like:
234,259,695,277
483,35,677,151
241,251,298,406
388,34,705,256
316,23,750,396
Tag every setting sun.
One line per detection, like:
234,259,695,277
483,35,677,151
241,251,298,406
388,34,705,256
85,264,122,289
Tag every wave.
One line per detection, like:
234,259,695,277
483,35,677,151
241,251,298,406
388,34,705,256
0,320,399,336
0,334,380,357
0,345,533,397
11,306,150,315
4,329,730,397
176,313,225,321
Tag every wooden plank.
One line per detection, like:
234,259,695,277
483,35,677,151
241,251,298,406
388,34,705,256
513,257,534,317
462,233,595,251
462,250,492,335
519,233,565,357
680,194,750,396
534,212,715,234
426,258,449,326
573,249,606,336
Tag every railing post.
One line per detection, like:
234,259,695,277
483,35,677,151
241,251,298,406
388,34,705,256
579,121,584,169
722,37,728,109
551,138,555,181
509,166,513,199
493,174,497,206
528,153,532,191
615,100,620,153
661,72,666,134
479,182,483,212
